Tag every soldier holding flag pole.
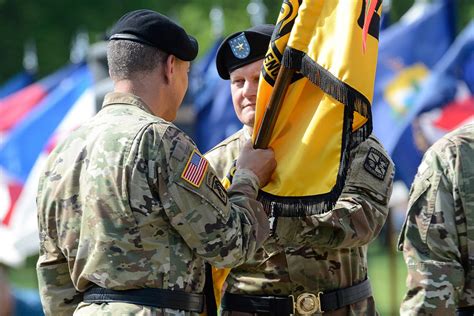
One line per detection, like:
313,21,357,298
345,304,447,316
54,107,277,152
206,0,394,314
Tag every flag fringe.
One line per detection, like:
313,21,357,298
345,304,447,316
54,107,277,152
258,127,371,217
257,47,373,217
282,47,372,122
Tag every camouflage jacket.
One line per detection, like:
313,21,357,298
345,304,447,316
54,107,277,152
36,92,269,316
398,123,474,315
206,131,394,315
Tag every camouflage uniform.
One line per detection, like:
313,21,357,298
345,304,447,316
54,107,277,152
36,92,269,316
206,131,395,315
398,123,474,315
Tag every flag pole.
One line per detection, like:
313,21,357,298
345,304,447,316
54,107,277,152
254,65,295,149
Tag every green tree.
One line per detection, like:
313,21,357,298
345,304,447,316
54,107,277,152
0,0,472,83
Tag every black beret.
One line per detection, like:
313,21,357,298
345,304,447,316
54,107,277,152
216,24,275,80
109,9,198,61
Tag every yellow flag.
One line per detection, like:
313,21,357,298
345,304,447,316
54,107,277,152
212,0,382,309
254,0,382,214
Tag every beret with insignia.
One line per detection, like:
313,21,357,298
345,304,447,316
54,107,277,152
109,9,198,61
216,24,275,79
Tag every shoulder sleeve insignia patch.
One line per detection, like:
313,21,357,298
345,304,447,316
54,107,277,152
181,150,208,187
206,172,228,205
363,147,389,180
223,160,237,187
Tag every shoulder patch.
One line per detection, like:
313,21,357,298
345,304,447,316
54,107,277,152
206,172,228,205
224,160,237,186
364,147,389,180
181,150,208,187
171,141,189,162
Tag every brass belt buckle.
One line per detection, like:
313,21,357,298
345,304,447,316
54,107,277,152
295,292,323,314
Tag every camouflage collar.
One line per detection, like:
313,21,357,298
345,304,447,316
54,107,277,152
102,92,153,115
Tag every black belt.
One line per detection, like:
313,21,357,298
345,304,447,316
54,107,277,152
222,279,372,315
457,306,474,316
83,286,205,313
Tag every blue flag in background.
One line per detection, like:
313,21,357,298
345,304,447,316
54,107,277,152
392,21,474,185
0,64,93,182
372,1,454,155
189,39,241,152
0,72,34,99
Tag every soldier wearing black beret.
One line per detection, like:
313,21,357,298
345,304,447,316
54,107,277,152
215,24,274,80
206,24,275,179
36,10,277,316
206,23,395,316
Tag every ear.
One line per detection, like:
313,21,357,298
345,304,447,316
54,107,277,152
163,54,176,84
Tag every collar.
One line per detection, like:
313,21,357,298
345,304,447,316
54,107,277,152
102,92,154,115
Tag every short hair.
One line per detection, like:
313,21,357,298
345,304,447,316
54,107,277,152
107,40,168,80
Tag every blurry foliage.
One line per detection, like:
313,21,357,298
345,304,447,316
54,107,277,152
0,0,473,82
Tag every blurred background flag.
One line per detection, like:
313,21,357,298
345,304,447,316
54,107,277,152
0,64,92,183
0,63,94,266
380,0,392,31
372,0,454,154
0,72,35,99
390,20,474,185
189,39,240,152
416,96,474,145
0,64,78,143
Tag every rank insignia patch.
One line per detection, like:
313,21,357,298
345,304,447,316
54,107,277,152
181,150,208,187
229,33,251,59
206,173,228,205
364,147,389,180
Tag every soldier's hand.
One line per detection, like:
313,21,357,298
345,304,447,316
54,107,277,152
236,141,276,187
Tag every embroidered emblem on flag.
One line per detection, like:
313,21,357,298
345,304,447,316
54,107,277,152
181,150,209,187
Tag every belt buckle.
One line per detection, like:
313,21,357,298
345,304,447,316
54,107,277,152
294,292,323,315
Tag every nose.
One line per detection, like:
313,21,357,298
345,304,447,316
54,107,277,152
242,80,257,99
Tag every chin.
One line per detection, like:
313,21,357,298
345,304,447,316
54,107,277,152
243,117,255,127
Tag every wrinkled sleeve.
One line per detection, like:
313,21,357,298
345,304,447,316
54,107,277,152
276,136,394,249
37,225,81,315
155,126,269,268
398,147,464,315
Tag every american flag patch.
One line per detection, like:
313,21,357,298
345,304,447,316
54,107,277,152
181,150,209,187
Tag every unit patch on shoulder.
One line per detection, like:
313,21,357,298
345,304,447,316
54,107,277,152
181,150,208,187
223,160,237,187
363,147,389,180
229,33,251,59
206,172,228,205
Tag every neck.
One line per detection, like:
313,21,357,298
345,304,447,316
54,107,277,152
113,74,166,117
244,124,253,134
243,125,254,140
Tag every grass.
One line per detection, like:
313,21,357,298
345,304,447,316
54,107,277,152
368,240,407,316
7,255,39,289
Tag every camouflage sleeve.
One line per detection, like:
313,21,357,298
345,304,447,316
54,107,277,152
398,146,464,315
276,136,394,248
37,228,82,315
156,125,269,268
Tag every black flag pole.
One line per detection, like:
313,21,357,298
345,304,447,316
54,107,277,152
254,65,295,149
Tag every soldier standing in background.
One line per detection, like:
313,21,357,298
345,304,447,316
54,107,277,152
205,25,395,315
36,9,276,315
399,123,474,316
